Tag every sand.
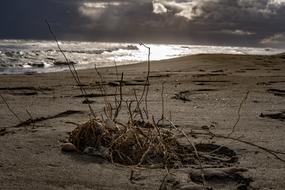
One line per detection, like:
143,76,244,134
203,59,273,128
0,53,285,189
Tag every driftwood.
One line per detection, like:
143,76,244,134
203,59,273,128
13,110,84,128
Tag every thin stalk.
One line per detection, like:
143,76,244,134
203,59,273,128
45,19,96,118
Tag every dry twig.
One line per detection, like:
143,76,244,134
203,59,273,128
228,91,249,136
167,120,207,189
113,73,124,121
137,43,151,120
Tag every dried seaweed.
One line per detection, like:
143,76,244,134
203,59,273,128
69,118,179,167
68,118,239,169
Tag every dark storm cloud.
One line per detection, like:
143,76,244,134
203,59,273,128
0,0,285,47
0,0,84,39
72,0,189,42
152,0,285,46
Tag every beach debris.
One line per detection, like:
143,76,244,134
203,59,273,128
173,90,192,102
61,143,77,152
27,62,45,68
195,89,218,92
0,86,53,91
256,82,270,86
0,128,14,136
259,111,285,121
173,89,219,102
84,79,149,87
267,88,285,97
108,81,120,87
192,73,227,78
69,118,178,166
149,74,170,78
211,69,224,73
74,93,116,98
125,80,147,86
82,99,95,104
11,91,38,96
201,125,210,130
0,128,7,136
0,86,52,96
13,110,84,128
67,118,239,168
53,60,77,66
192,80,230,83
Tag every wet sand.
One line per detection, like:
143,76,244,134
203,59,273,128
0,53,285,189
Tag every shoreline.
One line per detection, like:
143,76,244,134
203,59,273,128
0,53,285,189
1,52,284,76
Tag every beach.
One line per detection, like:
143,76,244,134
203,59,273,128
0,53,285,189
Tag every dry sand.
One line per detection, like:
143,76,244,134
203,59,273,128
0,53,285,189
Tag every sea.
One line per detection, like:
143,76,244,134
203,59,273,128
0,39,284,74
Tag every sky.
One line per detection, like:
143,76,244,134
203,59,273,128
0,0,285,47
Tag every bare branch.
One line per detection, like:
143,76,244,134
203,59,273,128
45,19,96,118
94,64,112,118
137,43,151,120
133,89,144,120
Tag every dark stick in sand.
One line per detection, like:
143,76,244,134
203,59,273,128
45,19,96,118
137,43,151,120
228,91,250,136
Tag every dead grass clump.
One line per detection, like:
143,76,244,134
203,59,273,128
69,118,185,167
68,118,241,168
